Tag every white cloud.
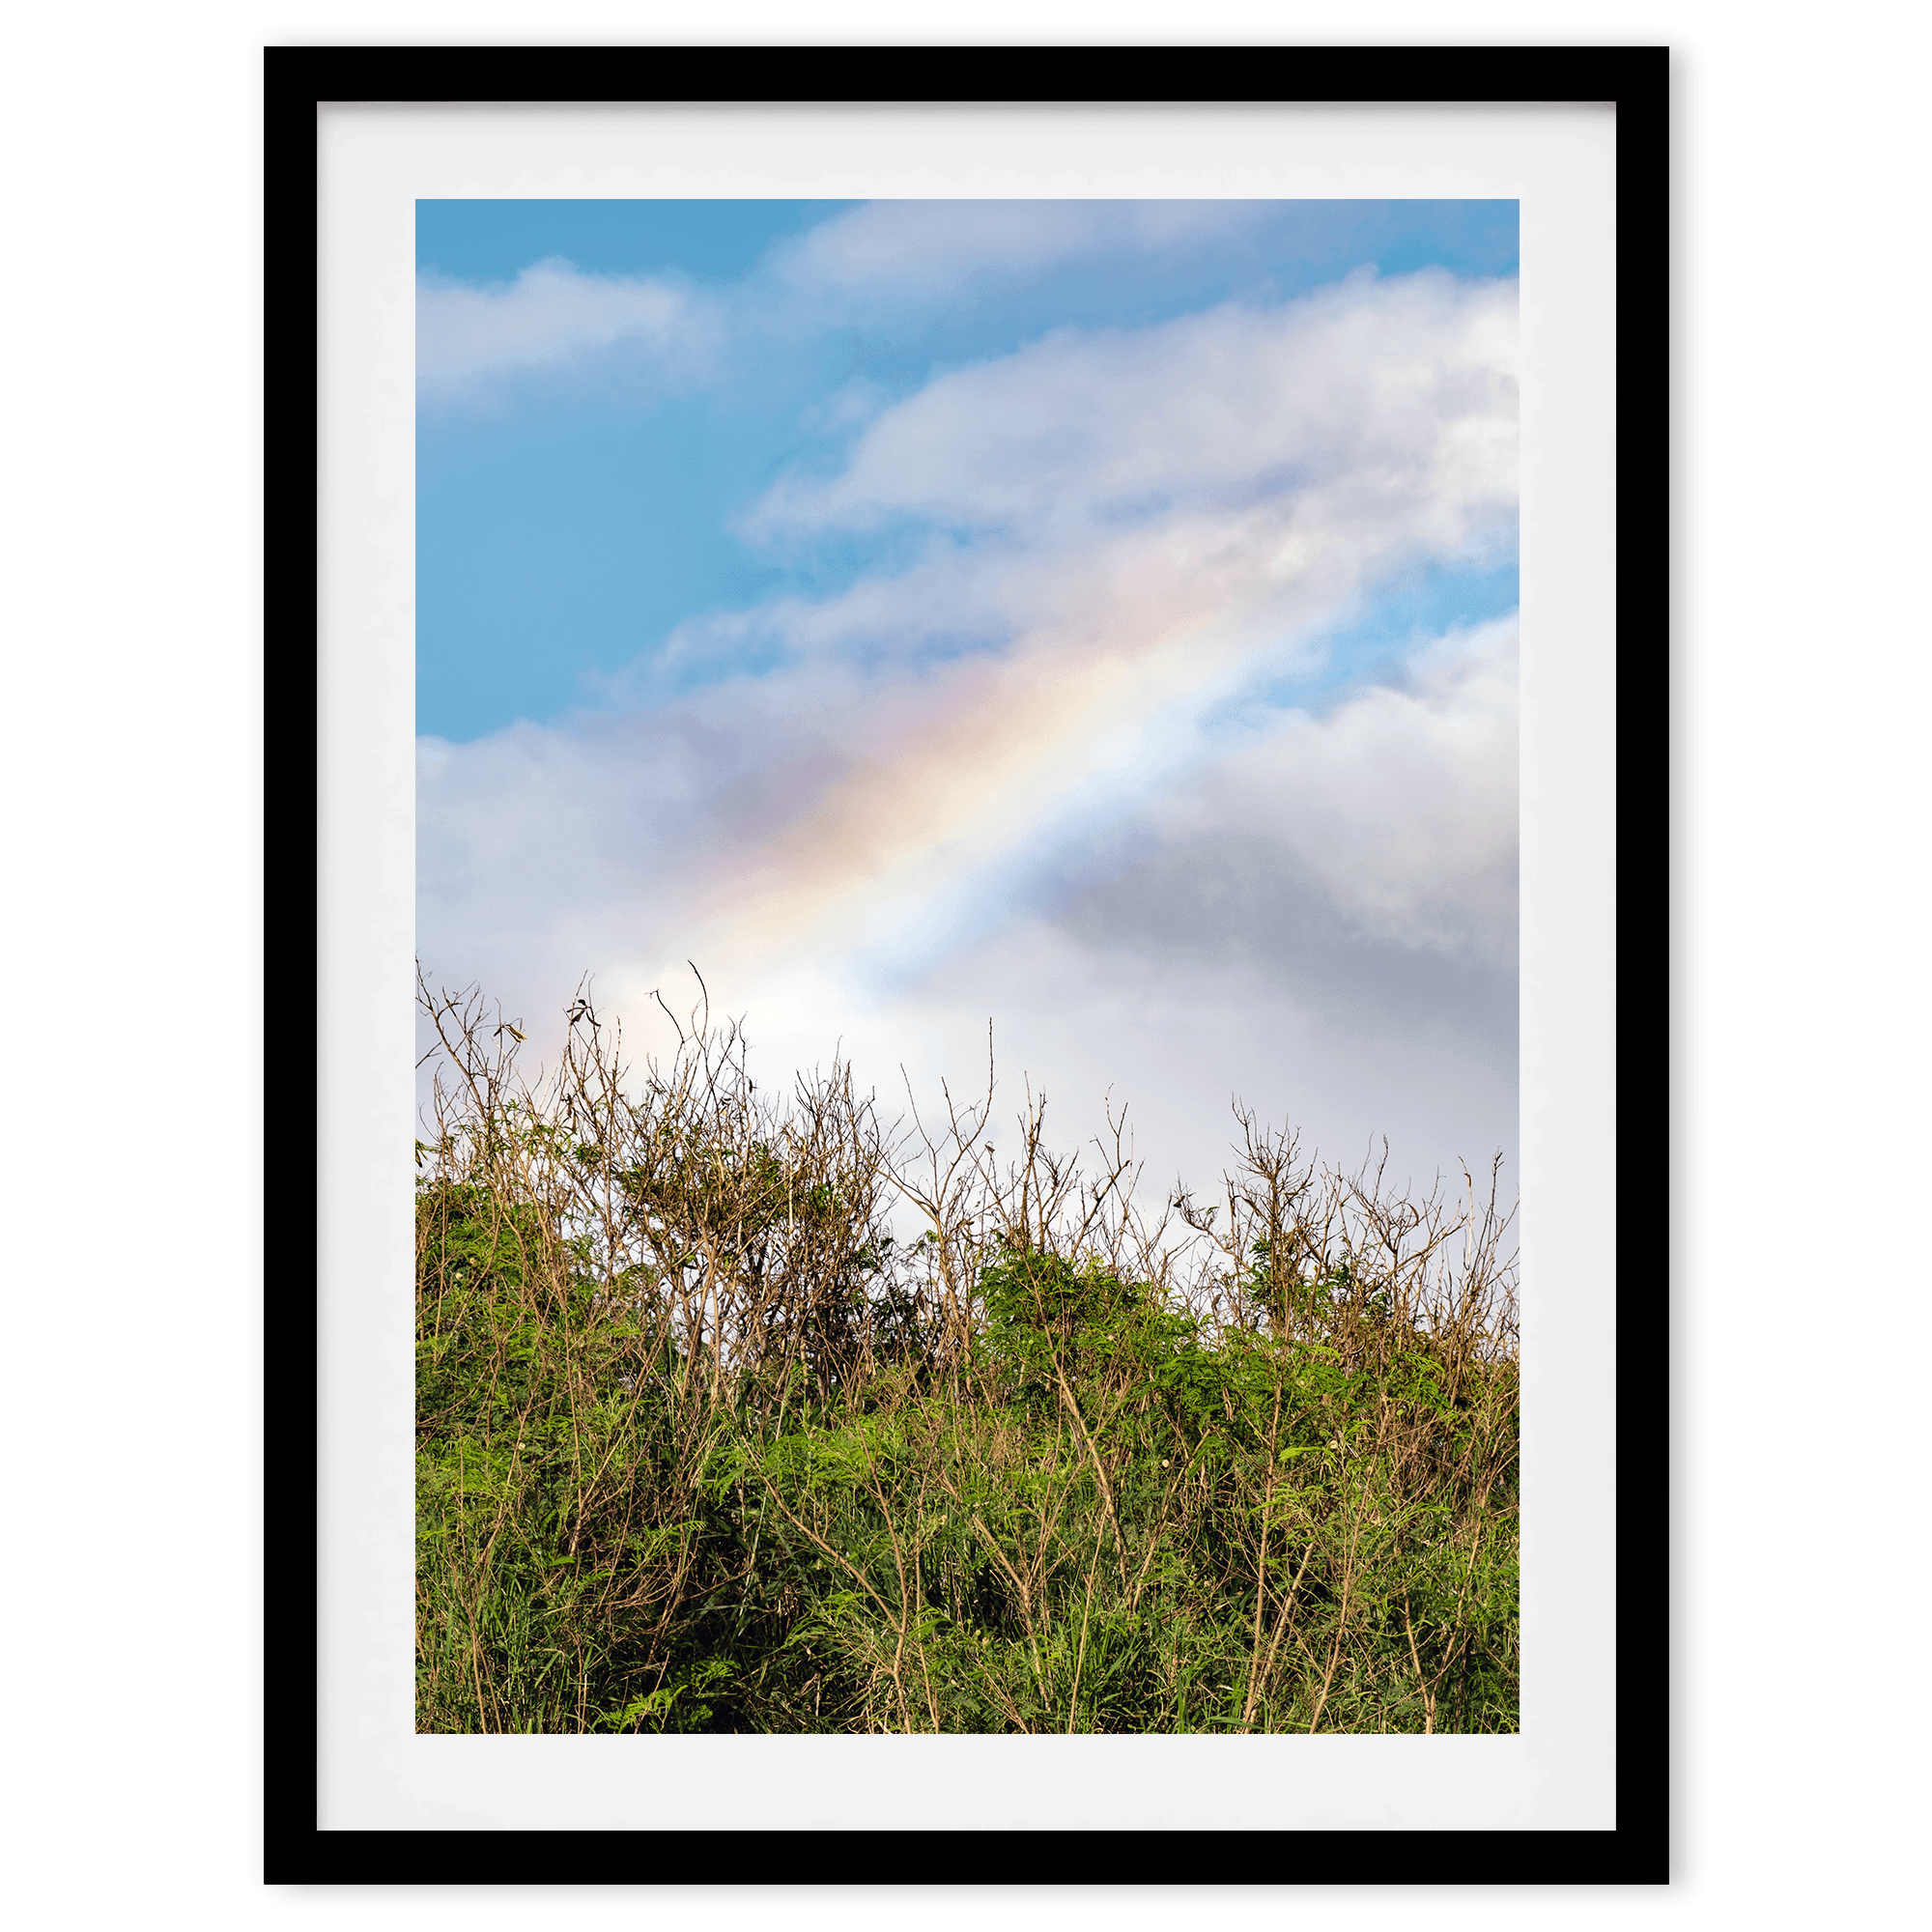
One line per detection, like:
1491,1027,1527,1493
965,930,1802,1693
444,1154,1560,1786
1142,617,1520,967
415,258,717,393
747,267,1515,548
418,616,1517,1204
766,198,1273,302
412,202,1305,401
418,268,1519,1196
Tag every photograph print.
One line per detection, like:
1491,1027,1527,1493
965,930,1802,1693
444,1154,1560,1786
412,197,1522,1739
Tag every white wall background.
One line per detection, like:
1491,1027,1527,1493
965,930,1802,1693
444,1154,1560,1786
2,0,1925,1925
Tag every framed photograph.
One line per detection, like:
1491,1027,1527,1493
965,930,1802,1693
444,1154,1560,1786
276,45,1664,1881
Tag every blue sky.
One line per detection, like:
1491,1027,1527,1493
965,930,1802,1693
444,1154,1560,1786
417,200,1520,1207
418,200,1518,742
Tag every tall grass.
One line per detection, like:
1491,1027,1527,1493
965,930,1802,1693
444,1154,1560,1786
415,971,1520,1734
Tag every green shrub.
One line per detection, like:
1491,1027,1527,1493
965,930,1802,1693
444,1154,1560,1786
415,972,1519,1734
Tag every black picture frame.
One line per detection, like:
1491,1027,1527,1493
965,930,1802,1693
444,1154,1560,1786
270,43,1666,1886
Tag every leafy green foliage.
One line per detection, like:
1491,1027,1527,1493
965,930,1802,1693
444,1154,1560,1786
415,975,1519,1734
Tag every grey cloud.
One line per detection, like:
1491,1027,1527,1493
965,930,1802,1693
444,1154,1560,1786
1044,824,1517,1072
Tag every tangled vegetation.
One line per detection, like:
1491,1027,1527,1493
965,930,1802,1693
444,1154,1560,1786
415,970,1520,1735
